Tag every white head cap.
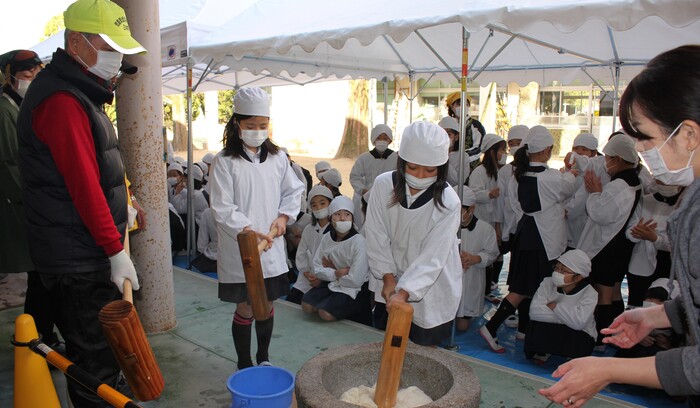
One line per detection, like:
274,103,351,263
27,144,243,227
438,116,460,133
329,195,354,216
603,133,639,165
399,121,450,166
523,126,554,153
308,185,333,204
234,87,270,117
371,124,393,143
481,133,505,153
557,249,591,277
174,156,186,165
280,146,290,156
460,187,477,207
320,168,342,188
573,133,599,151
186,165,204,182
315,160,332,174
507,125,529,141
167,162,183,175
196,161,208,175
202,152,215,164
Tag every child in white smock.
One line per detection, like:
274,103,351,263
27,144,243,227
526,249,597,360
456,187,499,331
302,196,371,323
209,87,305,370
364,121,462,346
287,185,334,304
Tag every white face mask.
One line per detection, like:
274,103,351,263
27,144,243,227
551,271,569,287
312,207,329,220
78,34,123,81
638,123,696,187
405,173,437,191
240,129,269,148
498,154,507,166
333,220,352,234
374,140,389,152
642,301,658,308
655,183,680,197
167,177,179,186
15,78,32,98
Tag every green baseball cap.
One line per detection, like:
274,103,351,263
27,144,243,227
64,0,146,55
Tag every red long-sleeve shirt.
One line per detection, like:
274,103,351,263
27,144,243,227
32,91,123,256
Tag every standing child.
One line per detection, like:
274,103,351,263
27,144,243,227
364,121,462,347
210,87,304,370
287,185,334,304
577,134,642,346
625,181,682,307
438,116,470,187
349,124,398,228
479,126,578,352
302,196,371,323
456,187,500,331
469,133,507,296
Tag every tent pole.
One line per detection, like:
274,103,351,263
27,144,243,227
409,71,414,122
611,63,621,133
186,58,195,269
383,77,388,124
448,26,470,352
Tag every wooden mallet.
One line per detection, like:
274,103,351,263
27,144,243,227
98,233,164,401
238,226,278,321
374,301,414,408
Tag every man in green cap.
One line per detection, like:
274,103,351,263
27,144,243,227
16,0,145,406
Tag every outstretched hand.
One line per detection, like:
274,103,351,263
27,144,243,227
539,357,611,407
600,307,661,348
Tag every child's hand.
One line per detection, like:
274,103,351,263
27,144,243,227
322,256,336,269
335,267,350,278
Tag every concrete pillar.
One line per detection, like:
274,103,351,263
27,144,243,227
114,0,177,333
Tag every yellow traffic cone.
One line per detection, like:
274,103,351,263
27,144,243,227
14,313,60,408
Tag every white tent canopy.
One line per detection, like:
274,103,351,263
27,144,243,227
31,0,700,92
189,0,700,87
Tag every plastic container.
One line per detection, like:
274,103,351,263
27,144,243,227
226,366,295,408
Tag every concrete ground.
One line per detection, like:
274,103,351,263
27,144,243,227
1,267,638,407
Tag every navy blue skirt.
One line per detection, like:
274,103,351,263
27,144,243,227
218,273,290,304
302,284,370,321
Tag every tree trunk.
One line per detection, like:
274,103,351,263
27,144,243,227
171,93,188,151
335,80,370,159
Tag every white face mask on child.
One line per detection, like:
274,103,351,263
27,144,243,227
374,140,389,153
405,174,436,190
313,208,329,220
333,220,352,234
551,272,568,287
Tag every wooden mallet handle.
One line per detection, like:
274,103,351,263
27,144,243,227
257,226,279,253
374,301,414,408
123,279,133,304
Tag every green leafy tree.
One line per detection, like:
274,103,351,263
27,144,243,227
218,90,235,124
42,15,64,41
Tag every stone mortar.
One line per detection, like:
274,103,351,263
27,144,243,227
296,342,480,407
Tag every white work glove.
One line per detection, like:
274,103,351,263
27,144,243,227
109,250,140,292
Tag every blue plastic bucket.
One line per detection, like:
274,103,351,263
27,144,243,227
226,366,295,408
